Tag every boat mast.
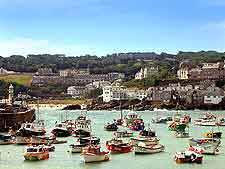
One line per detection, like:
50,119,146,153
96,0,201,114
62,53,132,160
119,86,123,120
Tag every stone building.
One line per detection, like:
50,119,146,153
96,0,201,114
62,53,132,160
135,66,159,80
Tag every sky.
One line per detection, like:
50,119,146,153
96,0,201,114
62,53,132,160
0,0,225,57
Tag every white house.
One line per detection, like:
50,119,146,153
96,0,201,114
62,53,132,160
202,62,220,69
67,86,87,98
102,85,147,102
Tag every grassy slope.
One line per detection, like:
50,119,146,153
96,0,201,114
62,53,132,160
0,74,32,86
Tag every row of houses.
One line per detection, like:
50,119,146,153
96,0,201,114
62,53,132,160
102,83,225,105
177,61,225,80
32,72,125,86
67,81,111,98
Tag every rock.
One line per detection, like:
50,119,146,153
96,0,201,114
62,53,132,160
62,104,81,110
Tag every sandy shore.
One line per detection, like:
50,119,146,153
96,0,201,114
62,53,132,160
28,104,68,109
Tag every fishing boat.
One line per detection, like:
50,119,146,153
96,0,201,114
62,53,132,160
189,145,220,155
194,112,216,126
134,142,165,154
24,145,49,161
43,144,55,152
139,125,156,137
16,122,46,144
174,151,203,164
104,122,118,131
217,118,225,126
203,131,222,139
74,120,91,137
130,137,159,146
30,135,56,145
106,138,133,153
114,130,133,138
81,145,110,163
78,136,101,145
70,136,100,153
0,133,15,145
51,123,71,137
168,122,187,131
123,109,143,127
189,138,221,146
128,119,144,131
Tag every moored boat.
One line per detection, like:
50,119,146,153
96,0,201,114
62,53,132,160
130,137,159,146
81,145,110,163
0,133,15,145
16,122,46,145
114,130,133,138
189,145,220,155
203,131,222,139
189,138,221,146
128,119,144,131
168,122,187,131
174,151,203,164
123,110,143,127
139,126,156,137
51,123,71,137
134,142,165,154
104,122,118,131
70,136,100,153
106,138,132,153
24,145,49,161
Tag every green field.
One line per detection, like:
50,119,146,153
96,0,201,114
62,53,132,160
0,74,32,86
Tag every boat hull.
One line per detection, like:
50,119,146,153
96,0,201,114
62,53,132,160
106,144,132,153
81,152,110,163
134,145,165,154
24,152,49,161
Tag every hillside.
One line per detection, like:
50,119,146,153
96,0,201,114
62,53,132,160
0,74,32,87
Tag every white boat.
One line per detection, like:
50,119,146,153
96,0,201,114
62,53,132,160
175,131,189,138
194,120,216,126
134,142,165,154
123,110,142,127
130,137,159,146
81,145,110,163
189,138,221,147
114,130,133,138
189,144,220,155
194,113,216,126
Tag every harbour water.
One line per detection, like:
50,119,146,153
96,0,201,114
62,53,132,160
0,108,225,169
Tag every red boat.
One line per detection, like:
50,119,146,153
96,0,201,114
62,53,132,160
174,151,203,164
106,138,133,153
